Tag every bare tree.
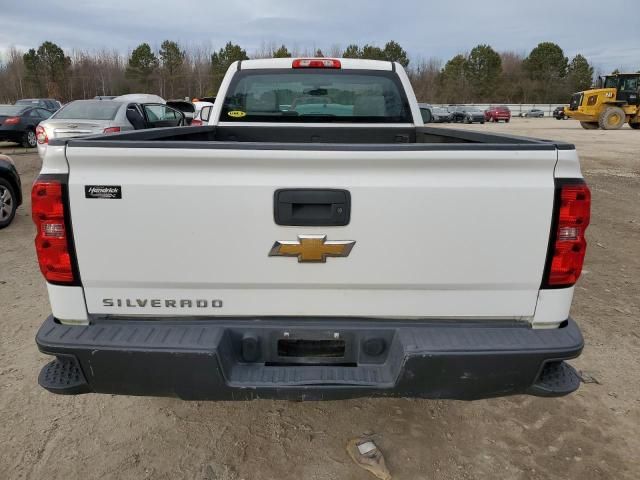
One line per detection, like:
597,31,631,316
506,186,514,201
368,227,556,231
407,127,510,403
328,44,342,58
187,44,213,98
410,57,442,102
0,47,27,101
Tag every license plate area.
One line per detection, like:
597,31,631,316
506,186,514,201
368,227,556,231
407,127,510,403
270,330,356,366
221,326,395,368
277,338,345,358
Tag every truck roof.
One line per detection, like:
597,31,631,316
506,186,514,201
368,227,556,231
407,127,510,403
236,58,394,71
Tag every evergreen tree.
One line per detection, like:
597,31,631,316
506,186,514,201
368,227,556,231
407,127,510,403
567,54,594,92
159,40,185,97
126,43,158,91
272,45,291,58
211,42,249,92
464,44,502,101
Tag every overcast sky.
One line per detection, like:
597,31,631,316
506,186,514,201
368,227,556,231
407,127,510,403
0,0,638,72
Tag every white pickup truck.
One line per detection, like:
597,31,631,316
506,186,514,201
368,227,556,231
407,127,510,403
34,58,590,400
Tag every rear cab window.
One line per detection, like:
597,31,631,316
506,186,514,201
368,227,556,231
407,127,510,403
221,69,412,123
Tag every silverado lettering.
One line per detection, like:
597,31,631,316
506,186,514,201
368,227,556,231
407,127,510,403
102,298,223,308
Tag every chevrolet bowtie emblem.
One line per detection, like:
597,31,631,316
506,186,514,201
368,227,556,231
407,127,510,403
269,235,355,263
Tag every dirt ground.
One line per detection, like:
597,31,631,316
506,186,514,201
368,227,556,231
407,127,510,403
1,118,638,480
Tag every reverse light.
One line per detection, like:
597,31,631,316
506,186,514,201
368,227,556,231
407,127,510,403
3,116,20,125
292,58,341,69
36,125,48,144
103,126,121,134
544,181,591,288
32,180,75,283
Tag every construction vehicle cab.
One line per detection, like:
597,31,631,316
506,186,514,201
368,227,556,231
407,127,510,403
565,73,640,130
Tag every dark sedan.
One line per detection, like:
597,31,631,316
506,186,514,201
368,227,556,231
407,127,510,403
0,105,53,148
0,154,22,229
431,106,452,123
450,106,485,124
554,106,567,120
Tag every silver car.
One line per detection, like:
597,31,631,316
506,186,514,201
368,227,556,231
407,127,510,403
36,98,185,157
520,108,545,118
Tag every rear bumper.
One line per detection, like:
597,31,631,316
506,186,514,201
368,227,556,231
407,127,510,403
0,127,23,142
0,157,22,205
36,315,584,401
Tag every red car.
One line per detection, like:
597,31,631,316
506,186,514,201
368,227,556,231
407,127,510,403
485,106,511,123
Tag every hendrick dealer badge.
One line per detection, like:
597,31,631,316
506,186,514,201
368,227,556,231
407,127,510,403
85,185,122,199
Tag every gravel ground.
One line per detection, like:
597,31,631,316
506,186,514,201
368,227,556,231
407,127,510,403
0,142,35,155
0,118,638,479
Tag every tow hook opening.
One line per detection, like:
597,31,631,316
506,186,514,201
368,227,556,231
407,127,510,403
277,338,346,358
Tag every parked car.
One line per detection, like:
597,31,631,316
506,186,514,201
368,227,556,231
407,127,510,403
15,98,62,112
0,105,54,147
167,100,197,125
484,106,511,123
521,109,545,118
430,106,452,123
450,106,485,124
0,154,22,229
193,96,216,104
418,104,451,124
36,99,186,157
554,106,568,120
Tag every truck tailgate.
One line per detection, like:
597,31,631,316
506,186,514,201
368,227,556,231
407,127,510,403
65,145,556,319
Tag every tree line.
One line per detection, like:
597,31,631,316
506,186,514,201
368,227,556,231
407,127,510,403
0,39,627,105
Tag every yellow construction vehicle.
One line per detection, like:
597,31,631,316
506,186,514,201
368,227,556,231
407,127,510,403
564,73,640,130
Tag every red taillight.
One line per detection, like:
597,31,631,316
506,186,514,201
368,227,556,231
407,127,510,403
191,119,203,126
292,58,341,69
32,180,75,283
4,116,20,125
545,181,591,287
36,125,48,144
103,127,121,134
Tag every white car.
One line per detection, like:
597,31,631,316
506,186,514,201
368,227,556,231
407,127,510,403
33,58,589,401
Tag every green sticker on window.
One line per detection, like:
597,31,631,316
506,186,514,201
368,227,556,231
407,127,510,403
228,110,246,118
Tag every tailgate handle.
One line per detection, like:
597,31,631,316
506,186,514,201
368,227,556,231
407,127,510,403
274,189,351,226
